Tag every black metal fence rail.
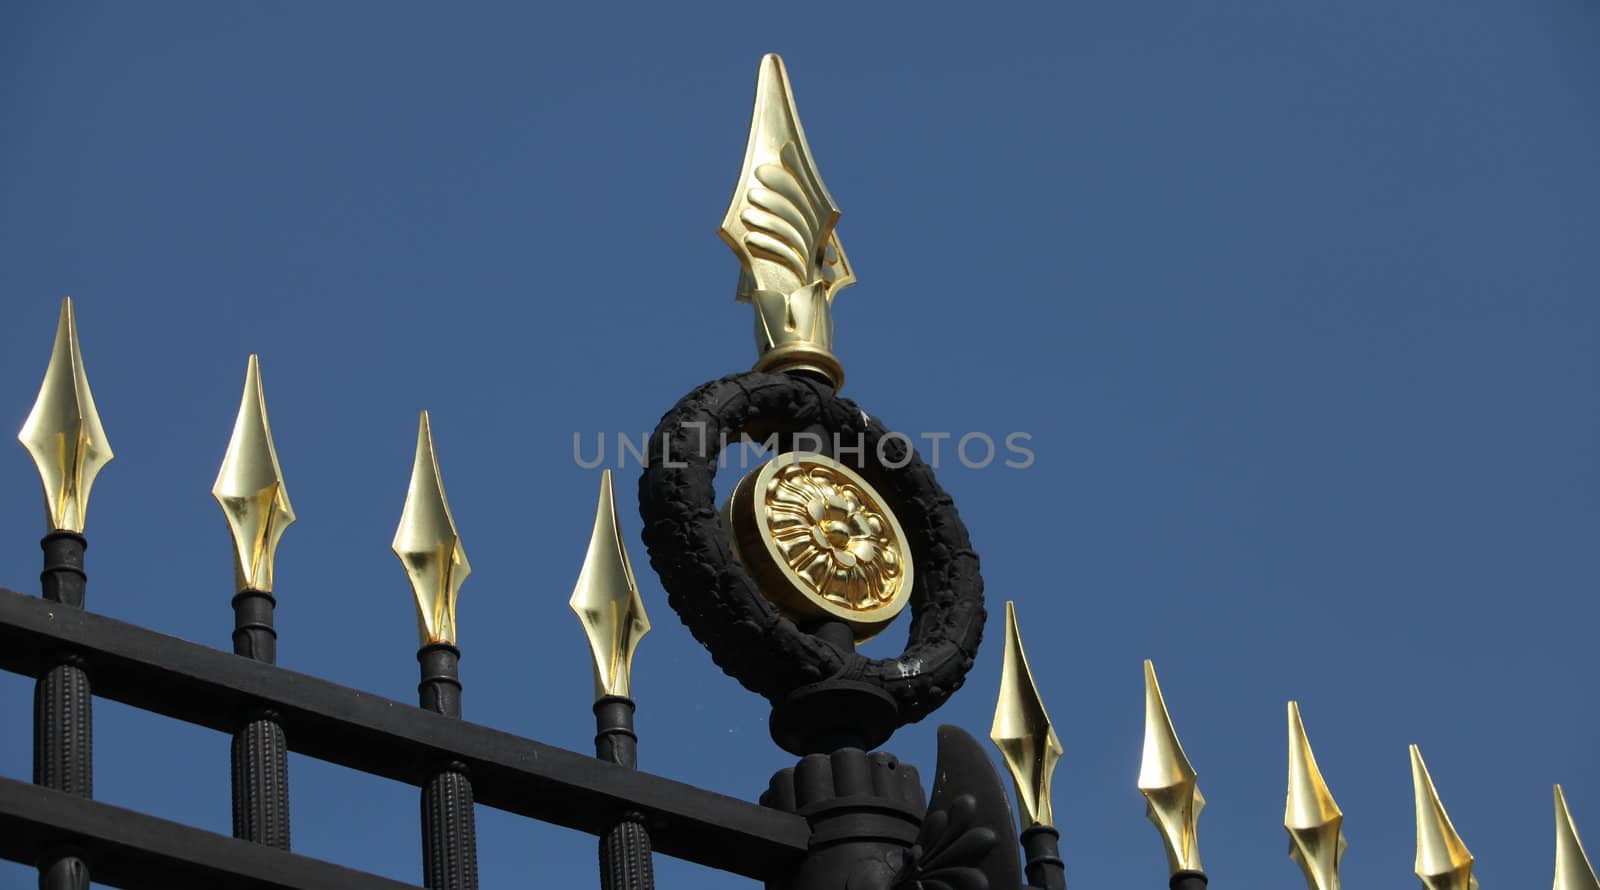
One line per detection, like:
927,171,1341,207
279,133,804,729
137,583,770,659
0,585,808,883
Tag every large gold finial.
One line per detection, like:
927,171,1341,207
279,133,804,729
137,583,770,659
1285,702,1346,890
1138,660,1204,875
1555,785,1600,890
569,470,651,700
392,411,470,647
1410,745,1477,890
19,297,113,533
213,355,295,593
720,53,856,390
990,601,1063,828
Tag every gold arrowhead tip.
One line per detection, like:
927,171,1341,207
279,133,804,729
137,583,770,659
392,411,470,647
19,297,113,532
569,469,650,700
719,53,856,390
1555,785,1600,890
1286,702,1346,890
1410,745,1477,890
213,355,295,593
989,600,1063,827
1138,659,1204,875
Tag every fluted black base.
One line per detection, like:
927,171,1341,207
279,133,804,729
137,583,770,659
422,766,478,890
38,853,90,890
600,818,654,890
34,659,92,795
231,714,290,849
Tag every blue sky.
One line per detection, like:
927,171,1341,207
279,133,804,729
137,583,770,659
1,2,1596,889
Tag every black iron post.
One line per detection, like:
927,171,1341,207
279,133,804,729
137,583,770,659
1021,824,1067,890
417,643,477,890
35,530,92,890
1171,871,1208,890
594,696,654,890
230,588,290,849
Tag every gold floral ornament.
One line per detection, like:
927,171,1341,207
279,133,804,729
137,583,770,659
724,453,911,641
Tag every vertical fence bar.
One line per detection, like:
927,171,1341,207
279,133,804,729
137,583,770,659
595,696,653,890
1021,825,1067,890
418,643,477,890
35,530,92,890
230,588,290,848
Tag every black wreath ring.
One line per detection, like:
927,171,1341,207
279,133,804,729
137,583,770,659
637,371,985,726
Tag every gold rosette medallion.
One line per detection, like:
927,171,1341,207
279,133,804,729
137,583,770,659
724,452,912,641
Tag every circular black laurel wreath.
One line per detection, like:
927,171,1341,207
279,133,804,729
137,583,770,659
637,371,985,725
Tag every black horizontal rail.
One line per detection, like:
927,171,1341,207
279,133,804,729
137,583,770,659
0,586,808,880
0,776,419,890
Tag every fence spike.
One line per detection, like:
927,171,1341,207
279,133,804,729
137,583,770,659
1556,785,1599,890
990,600,1062,828
213,355,294,594
392,411,470,647
718,53,854,390
569,469,650,701
1286,702,1345,890
1138,659,1204,875
19,297,113,533
1410,745,1477,890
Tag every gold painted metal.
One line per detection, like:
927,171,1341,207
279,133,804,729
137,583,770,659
720,53,856,390
18,297,113,532
724,452,910,641
1138,660,1204,875
1285,702,1346,890
1410,745,1478,890
1555,785,1600,890
392,411,470,647
569,470,651,700
989,601,1063,828
212,355,295,593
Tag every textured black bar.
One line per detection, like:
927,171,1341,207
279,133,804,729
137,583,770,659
595,697,654,890
0,586,809,878
231,588,291,849
36,533,92,890
1020,824,1067,890
1170,870,1208,890
232,714,290,848
416,644,476,890
422,766,478,890
600,819,654,890
34,658,92,795
0,776,420,890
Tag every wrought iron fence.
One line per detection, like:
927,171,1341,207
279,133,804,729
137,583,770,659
1,52,1595,890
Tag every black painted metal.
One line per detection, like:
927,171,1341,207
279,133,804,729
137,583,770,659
230,588,291,849
416,643,478,890
595,696,654,890
1021,824,1068,890
0,776,420,890
0,586,809,878
1171,870,1209,890
35,533,93,890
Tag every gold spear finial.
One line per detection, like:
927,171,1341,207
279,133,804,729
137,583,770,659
720,53,856,390
1555,785,1600,890
18,297,113,532
1286,702,1346,890
1138,659,1204,875
989,601,1063,828
1410,745,1477,890
569,469,651,700
392,411,470,647
212,355,295,593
